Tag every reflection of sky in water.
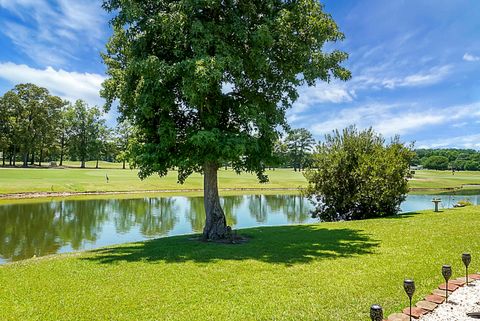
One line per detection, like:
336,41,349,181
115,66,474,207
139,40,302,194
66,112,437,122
0,194,478,264
400,194,480,213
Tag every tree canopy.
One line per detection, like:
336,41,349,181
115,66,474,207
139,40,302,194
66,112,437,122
101,0,350,239
305,126,414,221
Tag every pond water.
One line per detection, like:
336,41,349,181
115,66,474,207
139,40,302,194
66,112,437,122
0,193,478,264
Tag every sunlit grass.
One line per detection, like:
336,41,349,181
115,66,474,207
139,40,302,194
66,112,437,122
1,206,479,320
0,166,479,195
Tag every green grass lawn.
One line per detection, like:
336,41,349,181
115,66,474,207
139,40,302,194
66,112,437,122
0,166,306,194
0,206,479,320
411,170,480,189
1,163,480,195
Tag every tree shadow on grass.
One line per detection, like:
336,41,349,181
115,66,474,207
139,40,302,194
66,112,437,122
83,225,379,266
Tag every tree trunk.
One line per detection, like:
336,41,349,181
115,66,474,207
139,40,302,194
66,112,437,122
202,162,229,240
81,160,85,168
39,147,43,167
2,150,5,167
59,133,65,166
122,159,126,169
30,150,34,165
12,145,16,166
23,152,29,167
96,158,99,169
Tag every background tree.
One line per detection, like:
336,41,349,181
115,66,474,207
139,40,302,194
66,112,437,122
422,155,449,170
67,100,104,168
4,84,52,167
414,148,480,171
101,0,350,239
36,95,65,166
305,126,414,221
57,103,72,166
266,139,289,169
91,122,110,169
0,95,11,166
285,128,316,171
0,84,66,167
115,121,134,169
1,91,23,166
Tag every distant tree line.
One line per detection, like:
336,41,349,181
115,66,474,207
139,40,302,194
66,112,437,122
412,148,480,171
0,83,315,170
3,85,476,173
0,83,133,168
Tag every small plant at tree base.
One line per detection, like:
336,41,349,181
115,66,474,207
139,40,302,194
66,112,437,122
304,126,414,221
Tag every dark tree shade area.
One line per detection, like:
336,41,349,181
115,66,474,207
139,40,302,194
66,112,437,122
413,149,480,171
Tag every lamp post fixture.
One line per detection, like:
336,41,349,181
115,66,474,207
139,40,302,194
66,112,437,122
462,253,472,286
370,304,383,321
403,279,415,321
442,265,452,303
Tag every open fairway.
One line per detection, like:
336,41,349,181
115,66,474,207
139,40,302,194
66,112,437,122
1,206,479,320
411,170,480,190
0,164,480,196
0,166,307,195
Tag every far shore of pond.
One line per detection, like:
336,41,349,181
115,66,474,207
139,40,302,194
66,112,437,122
1,186,479,203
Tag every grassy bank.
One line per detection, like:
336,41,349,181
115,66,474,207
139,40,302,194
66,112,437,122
0,163,479,196
1,206,479,320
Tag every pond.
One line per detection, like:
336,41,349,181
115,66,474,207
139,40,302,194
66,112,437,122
0,193,478,264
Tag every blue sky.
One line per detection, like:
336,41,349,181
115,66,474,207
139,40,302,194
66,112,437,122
0,0,479,149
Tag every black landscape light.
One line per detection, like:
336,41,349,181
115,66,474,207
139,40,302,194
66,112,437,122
403,279,415,321
462,253,472,286
442,265,452,303
370,304,383,321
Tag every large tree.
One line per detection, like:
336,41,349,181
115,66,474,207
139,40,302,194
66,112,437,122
101,0,350,239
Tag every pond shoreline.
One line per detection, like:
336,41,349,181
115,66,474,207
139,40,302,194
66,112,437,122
0,187,471,201
0,187,302,200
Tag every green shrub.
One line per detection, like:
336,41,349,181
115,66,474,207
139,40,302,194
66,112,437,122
304,126,414,221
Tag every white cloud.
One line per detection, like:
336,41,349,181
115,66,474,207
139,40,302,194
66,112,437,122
463,53,480,62
0,0,108,66
417,133,480,149
310,102,480,138
287,81,353,124
361,65,452,90
0,62,105,107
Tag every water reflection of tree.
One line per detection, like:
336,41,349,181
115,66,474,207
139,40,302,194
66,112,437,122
186,196,242,232
0,200,109,262
55,200,109,249
264,195,311,223
113,198,179,237
247,195,269,222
